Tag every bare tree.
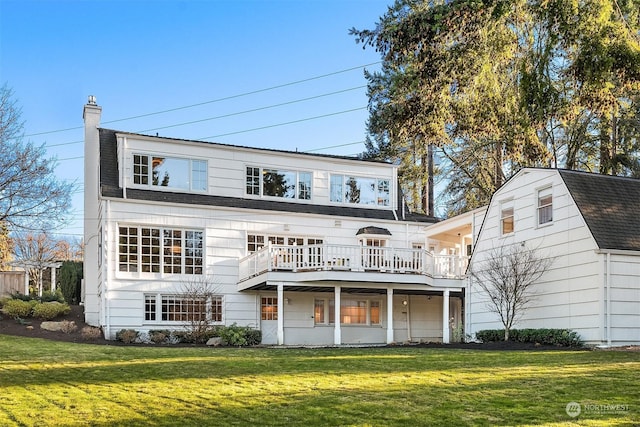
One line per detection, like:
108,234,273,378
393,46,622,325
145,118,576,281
12,232,60,296
0,84,74,231
469,243,553,341
179,275,222,343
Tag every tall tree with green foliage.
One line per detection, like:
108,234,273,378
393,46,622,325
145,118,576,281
352,0,640,216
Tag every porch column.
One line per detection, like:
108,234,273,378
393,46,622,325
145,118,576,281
386,288,394,344
277,283,284,345
51,266,57,292
442,289,450,344
24,271,29,295
334,285,341,345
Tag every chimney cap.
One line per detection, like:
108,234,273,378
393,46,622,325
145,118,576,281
87,95,97,106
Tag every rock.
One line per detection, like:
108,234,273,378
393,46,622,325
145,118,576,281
26,325,34,330
41,321,65,332
206,337,223,347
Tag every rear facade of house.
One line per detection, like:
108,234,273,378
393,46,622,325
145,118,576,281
83,99,469,344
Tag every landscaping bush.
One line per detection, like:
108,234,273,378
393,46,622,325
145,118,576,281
476,328,583,347
2,299,33,318
40,289,65,303
218,323,262,346
32,302,71,320
59,320,78,334
115,329,139,344
10,292,34,302
80,326,103,340
148,329,171,344
173,327,221,344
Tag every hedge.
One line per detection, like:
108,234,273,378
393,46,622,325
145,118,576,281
475,328,583,347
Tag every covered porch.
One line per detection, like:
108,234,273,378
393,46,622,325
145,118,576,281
244,279,464,346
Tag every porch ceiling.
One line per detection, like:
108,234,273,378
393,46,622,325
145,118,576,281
243,282,462,298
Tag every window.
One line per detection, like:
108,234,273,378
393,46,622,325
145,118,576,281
330,174,390,206
119,226,203,274
247,234,323,253
314,297,380,325
144,294,222,323
537,188,553,225
246,167,260,195
245,166,312,200
133,154,207,191
314,299,325,324
341,300,367,324
261,297,278,320
501,207,514,235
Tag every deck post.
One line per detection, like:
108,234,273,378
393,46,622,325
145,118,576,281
386,288,394,344
442,289,450,344
334,285,341,345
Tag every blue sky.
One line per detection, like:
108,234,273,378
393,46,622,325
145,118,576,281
0,0,390,239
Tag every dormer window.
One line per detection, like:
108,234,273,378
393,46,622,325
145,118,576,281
330,175,390,206
246,166,312,200
133,154,207,191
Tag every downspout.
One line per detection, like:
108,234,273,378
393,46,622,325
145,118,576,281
104,200,111,339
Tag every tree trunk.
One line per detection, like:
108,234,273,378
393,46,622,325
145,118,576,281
504,328,510,341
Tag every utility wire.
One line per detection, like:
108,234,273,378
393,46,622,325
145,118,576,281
198,107,366,140
22,62,380,139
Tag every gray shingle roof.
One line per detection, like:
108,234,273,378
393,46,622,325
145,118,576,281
559,169,640,251
98,129,437,224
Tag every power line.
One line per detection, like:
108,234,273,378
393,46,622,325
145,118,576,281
199,107,366,140
22,62,380,139
136,86,366,134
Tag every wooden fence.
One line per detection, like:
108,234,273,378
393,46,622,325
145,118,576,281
0,271,26,297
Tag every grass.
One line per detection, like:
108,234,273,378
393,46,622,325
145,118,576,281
0,336,638,426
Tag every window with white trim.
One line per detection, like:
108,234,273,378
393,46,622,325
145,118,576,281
330,174,390,206
133,154,207,191
261,297,278,320
537,188,553,226
119,226,203,274
245,166,312,200
247,234,323,253
314,297,381,325
501,206,514,235
144,294,222,323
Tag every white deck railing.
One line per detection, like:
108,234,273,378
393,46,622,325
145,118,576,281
238,243,468,282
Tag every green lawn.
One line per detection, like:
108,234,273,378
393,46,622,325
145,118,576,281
0,336,638,426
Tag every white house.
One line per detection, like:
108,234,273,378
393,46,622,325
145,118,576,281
83,97,640,347
465,168,640,347
82,98,468,345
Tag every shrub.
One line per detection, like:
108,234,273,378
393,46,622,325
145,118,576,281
218,323,262,346
2,299,33,318
476,328,583,347
10,292,34,302
80,326,103,340
116,329,139,344
59,320,78,334
173,327,221,344
32,302,71,320
149,330,171,344
40,289,65,303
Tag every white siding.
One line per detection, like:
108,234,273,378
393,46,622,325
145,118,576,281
467,169,608,344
